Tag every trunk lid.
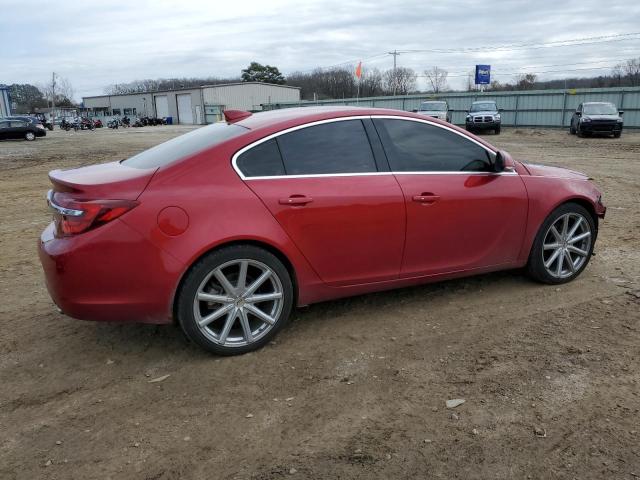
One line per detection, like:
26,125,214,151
48,161,158,200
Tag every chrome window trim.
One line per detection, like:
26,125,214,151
231,115,515,180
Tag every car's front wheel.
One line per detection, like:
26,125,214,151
527,203,595,284
25,131,36,141
177,245,293,355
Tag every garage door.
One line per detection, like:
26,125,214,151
176,94,194,124
154,95,169,118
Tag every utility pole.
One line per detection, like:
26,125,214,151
51,72,56,122
388,50,401,95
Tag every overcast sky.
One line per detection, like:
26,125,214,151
1,0,639,99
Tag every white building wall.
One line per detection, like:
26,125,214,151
202,83,300,111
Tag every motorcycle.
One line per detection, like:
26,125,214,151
93,119,103,128
107,118,121,129
60,118,79,131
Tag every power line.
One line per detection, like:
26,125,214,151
287,32,640,74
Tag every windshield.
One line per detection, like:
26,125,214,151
123,122,248,169
470,102,497,112
583,103,617,115
419,102,447,112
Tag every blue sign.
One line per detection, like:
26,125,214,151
475,65,491,85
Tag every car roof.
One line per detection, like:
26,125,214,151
237,106,430,130
583,101,614,105
471,100,496,104
233,106,497,152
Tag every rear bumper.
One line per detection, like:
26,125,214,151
36,129,47,137
38,220,182,324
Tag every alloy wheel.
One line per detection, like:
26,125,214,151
541,212,592,279
192,259,284,347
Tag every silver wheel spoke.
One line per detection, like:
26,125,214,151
243,270,271,298
543,243,561,250
555,252,564,277
199,303,234,327
214,269,236,295
567,216,583,238
561,215,569,236
197,292,233,304
218,310,237,345
246,292,282,303
567,245,587,256
544,248,562,269
568,231,591,244
239,309,253,342
237,260,248,290
550,225,562,242
245,304,276,325
565,251,575,272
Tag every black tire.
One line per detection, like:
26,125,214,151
569,124,576,135
613,131,621,138
494,126,501,135
177,245,294,355
25,131,36,141
527,202,596,285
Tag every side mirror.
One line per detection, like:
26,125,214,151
575,111,581,116
619,110,624,115
493,151,506,172
498,108,504,113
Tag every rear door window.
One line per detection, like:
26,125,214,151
277,120,377,175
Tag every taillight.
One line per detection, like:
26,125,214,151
47,190,138,236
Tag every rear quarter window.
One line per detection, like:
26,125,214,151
123,122,247,169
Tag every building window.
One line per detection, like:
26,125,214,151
123,108,136,116
112,108,121,115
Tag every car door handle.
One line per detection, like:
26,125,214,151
412,194,441,204
279,195,313,206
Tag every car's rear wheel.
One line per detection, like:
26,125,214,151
177,245,293,355
25,131,36,141
527,203,595,284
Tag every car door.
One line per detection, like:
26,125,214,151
372,117,528,278
235,118,406,286
9,120,27,139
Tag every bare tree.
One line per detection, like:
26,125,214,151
424,66,448,93
359,68,384,97
382,67,417,95
619,58,640,86
39,75,75,106
514,73,537,90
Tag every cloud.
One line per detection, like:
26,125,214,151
1,0,638,98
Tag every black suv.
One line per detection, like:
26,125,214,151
0,118,47,141
570,102,623,138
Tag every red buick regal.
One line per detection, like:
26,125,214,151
39,107,606,355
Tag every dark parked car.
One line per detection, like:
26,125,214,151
4,115,52,131
570,102,623,138
465,101,502,134
0,119,46,141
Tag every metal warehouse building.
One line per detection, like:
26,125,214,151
82,82,300,124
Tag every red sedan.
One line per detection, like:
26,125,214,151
39,107,606,355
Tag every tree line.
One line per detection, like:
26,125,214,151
6,58,640,113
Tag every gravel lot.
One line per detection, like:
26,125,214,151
1,125,639,479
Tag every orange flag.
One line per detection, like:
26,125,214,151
355,62,362,79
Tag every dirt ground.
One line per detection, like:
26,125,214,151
1,125,639,480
